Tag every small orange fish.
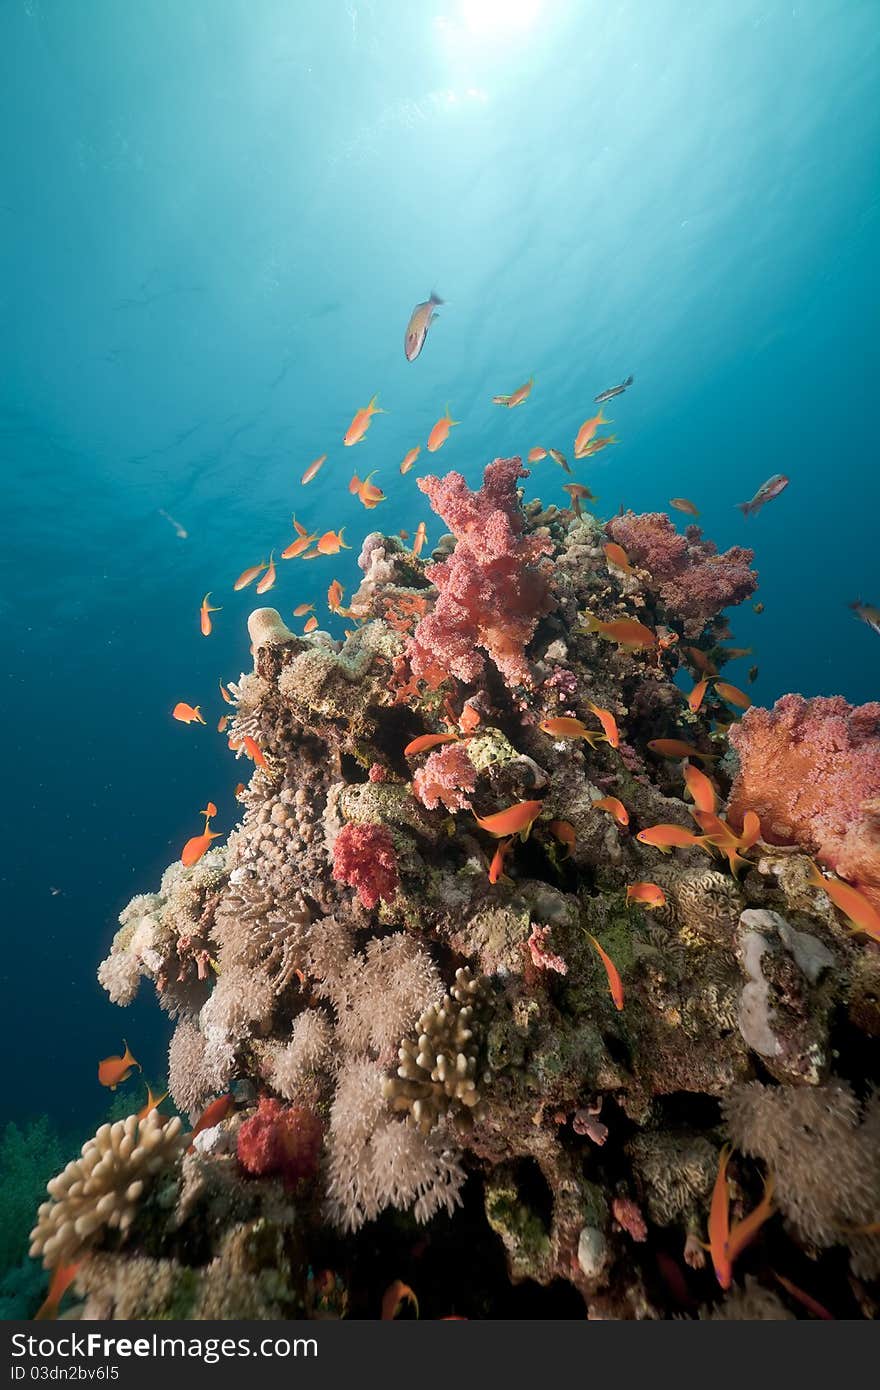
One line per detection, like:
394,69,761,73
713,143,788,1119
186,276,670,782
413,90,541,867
488,837,513,885
404,732,460,756
243,735,268,768
548,448,571,473
574,408,609,457
234,782,245,796
562,482,598,510
136,1083,168,1121
581,611,655,650
217,715,228,733
706,1145,733,1289
647,738,718,762
200,593,221,636
725,1170,776,1266
636,824,712,854
687,678,712,713
181,823,222,867
713,680,752,710
317,528,349,555
188,1093,235,1151
493,376,533,408
593,796,629,827
173,702,205,725
528,446,547,463
255,551,276,595
219,680,234,705
539,716,603,744
98,1040,141,1090
578,434,618,457
739,809,762,851
200,801,218,820
604,542,632,573
807,862,880,942
474,799,544,839
670,497,699,517
683,763,717,815
34,1260,82,1321
282,532,317,560
584,932,624,1010
400,446,420,474
548,819,576,855
328,579,345,613
459,703,481,735
344,395,384,447
684,646,718,676
772,1271,834,1320
233,562,266,591
412,521,428,557
304,615,319,632
301,454,327,485
349,470,386,508
293,602,315,617
719,646,753,660
381,1278,419,1320
427,404,459,453
626,881,667,909
587,701,620,748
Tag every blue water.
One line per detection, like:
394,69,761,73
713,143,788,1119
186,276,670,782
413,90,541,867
1,0,878,1135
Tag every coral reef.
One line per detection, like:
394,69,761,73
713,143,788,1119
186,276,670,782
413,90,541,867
47,458,878,1320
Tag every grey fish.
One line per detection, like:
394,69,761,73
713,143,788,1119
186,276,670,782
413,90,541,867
404,291,443,362
736,473,789,519
850,600,880,636
594,374,633,404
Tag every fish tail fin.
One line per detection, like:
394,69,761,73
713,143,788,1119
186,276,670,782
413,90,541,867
580,610,600,633
624,374,633,386
368,393,386,414
429,290,444,305
736,501,751,518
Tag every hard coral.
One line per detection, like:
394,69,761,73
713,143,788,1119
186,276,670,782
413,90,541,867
728,694,880,903
605,510,757,635
408,457,553,688
331,822,398,909
237,1097,324,1188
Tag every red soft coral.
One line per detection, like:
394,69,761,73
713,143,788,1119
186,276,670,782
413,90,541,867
407,457,553,689
727,694,880,906
605,511,757,635
237,1096,324,1188
332,821,399,909
412,742,477,812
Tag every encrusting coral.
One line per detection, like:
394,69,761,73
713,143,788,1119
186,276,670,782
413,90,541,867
35,451,874,1320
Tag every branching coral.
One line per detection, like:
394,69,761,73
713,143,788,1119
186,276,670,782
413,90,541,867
407,457,553,687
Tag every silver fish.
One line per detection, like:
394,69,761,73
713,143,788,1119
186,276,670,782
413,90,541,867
594,374,633,404
850,600,880,636
404,291,443,362
736,473,789,518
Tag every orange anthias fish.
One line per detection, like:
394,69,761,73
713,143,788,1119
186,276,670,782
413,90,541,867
293,602,315,617
243,735,268,768
647,738,718,763
136,1083,168,1121
400,446,420,474
200,593,221,636
282,533,317,559
685,645,718,676
562,483,598,517
173,702,205,725
234,782,245,796
474,799,544,839
98,1040,141,1090
459,703,481,735
304,615,319,633
412,521,428,557
539,716,603,745
493,376,534,408
488,836,513,885
593,796,629,827
739,809,762,851
255,551,276,594
706,1147,776,1289
381,1278,419,1320
807,863,880,943
636,824,712,854
604,542,632,573
233,561,267,591
317,529,349,555
548,448,571,473
349,470,386,509
328,579,345,613
181,819,222,867
187,1093,235,1152
427,405,459,453
200,801,218,820
772,1271,834,1320
581,611,655,650
687,678,712,713
587,701,620,748
670,497,699,517
683,763,717,815
579,435,618,457
528,447,547,463
584,932,624,1010
301,454,327,485
713,680,752,710
626,882,667,909
405,731,460,756
34,1260,82,1321
219,680,235,705
574,409,609,456
217,715,229,733
344,395,384,447
548,819,576,855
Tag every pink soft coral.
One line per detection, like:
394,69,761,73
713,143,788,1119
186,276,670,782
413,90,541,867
237,1096,324,1188
332,822,399,909
727,694,880,906
412,742,477,812
407,457,553,688
605,511,757,635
